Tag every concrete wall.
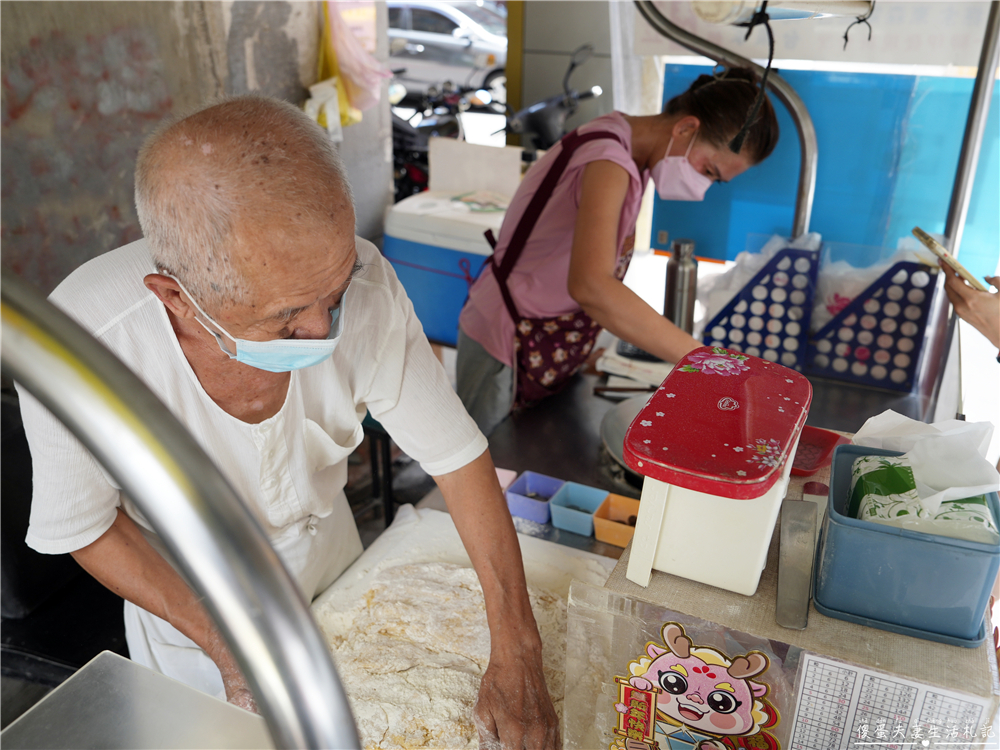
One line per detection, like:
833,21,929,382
1,1,392,295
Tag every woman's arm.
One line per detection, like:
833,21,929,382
567,160,701,363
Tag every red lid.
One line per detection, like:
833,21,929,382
623,346,812,499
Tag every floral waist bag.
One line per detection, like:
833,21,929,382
486,129,631,407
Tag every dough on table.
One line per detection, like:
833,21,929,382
321,562,567,750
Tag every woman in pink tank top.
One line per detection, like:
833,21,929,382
457,68,780,435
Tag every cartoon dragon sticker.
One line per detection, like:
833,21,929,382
612,622,780,750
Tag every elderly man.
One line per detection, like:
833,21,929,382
17,95,559,747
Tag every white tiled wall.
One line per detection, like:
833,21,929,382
521,1,615,131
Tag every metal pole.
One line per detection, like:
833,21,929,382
945,1,999,254
921,1,999,419
634,0,818,238
0,272,360,750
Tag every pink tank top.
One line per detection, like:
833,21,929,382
459,111,647,367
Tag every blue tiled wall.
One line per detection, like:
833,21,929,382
651,65,999,282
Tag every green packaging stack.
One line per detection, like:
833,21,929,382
849,454,998,544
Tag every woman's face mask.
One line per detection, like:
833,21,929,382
168,275,345,373
650,132,714,202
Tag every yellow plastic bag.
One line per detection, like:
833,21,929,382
315,2,362,128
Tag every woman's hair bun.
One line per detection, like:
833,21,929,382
665,65,778,164
687,73,720,93
718,67,760,87
686,67,759,93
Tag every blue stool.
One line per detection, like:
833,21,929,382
361,413,396,525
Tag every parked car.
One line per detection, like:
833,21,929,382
388,0,507,104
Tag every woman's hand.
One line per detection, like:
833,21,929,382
940,261,1000,349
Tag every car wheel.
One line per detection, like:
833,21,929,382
484,69,506,107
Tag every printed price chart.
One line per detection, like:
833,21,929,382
789,655,993,750
792,659,856,750
849,674,916,749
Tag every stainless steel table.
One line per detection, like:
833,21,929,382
0,651,274,750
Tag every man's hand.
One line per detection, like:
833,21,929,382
473,645,560,749
72,509,260,714
204,626,259,713
941,262,1000,349
433,451,562,748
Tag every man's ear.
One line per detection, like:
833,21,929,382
144,274,197,319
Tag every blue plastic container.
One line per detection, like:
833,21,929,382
550,482,610,537
505,472,564,524
815,445,1000,643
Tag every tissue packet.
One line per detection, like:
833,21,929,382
850,454,999,544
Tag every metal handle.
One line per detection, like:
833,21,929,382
634,0,818,239
0,271,360,750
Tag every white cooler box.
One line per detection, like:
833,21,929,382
383,191,506,346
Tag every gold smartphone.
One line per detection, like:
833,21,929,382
912,227,988,292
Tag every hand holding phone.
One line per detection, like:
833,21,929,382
911,227,988,292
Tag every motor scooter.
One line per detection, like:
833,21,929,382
390,71,493,203
506,44,603,158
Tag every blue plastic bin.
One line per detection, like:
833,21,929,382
550,482,609,537
815,445,1000,643
505,472,564,524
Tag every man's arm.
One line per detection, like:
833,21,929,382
71,508,258,712
433,449,561,750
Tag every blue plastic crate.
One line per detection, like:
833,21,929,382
815,445,1000,644
505,471,564,524
805,262,937,391
702,248,819,371
550,482,609,537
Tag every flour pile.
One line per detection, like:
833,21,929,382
322,562,568,750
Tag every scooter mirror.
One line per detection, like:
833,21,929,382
570,44,595,67
564,43,595,96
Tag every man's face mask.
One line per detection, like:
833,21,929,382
167,274,345,373
650,132,714,202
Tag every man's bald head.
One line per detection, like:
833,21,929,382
135,95,354,312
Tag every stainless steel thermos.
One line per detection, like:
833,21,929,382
664,239,697,334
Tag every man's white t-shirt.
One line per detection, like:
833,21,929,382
16,236,487,696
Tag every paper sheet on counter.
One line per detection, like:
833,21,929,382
790,653,993,750
595,337,674,387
